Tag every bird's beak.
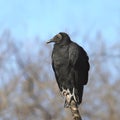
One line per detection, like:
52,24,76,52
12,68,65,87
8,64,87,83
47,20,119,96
46,39,54,44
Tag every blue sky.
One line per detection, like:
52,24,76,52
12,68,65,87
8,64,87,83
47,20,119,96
0,0,120,43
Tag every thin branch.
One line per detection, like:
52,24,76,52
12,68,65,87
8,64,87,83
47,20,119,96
70,100,82,120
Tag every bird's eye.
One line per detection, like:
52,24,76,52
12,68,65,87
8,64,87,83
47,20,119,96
56,36,60,39
55,34,62,40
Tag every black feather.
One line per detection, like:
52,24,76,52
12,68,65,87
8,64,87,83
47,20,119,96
49,32,90,105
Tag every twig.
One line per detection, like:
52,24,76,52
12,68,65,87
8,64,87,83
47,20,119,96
70,100,82,120
66,94,82,120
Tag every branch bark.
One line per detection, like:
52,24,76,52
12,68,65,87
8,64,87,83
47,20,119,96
70,100,82,120
66,94,82,120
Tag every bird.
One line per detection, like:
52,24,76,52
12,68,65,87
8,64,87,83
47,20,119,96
47,32,90,107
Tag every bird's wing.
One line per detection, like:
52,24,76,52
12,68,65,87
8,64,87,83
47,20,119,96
69,43,79,67
69,42,90,104
69,42,90,85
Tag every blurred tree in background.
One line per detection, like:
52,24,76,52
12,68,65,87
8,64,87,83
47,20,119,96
0,30,120,120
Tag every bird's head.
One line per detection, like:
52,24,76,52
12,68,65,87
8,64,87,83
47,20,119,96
47,32,71,45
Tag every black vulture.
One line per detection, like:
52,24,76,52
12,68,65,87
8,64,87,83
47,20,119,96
47,32,90,107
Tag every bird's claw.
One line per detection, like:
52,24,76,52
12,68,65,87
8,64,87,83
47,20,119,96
64,96,73,108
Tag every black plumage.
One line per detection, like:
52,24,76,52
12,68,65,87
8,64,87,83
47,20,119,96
47,32,90,106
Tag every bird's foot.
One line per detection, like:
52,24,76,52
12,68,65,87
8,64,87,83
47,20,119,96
61,87,78,108
62,88,75,108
